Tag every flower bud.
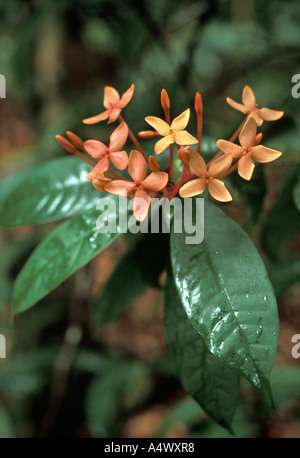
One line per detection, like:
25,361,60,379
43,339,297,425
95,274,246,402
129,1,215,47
66,131,84,149
55,135,76,153
149,155,160,172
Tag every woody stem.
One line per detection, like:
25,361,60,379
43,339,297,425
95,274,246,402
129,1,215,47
118,114,149,163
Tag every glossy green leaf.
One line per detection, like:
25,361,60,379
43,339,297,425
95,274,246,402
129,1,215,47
13,196,126,315
261,165,300,259
171,200,278,404
0,157,99,227
92,249,148,329
165,271,239,430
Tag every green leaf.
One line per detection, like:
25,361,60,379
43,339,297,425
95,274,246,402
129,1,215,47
293,169,300,210
0,157,99,227
13,196,126,315
170,200,278,404
165,270,239,430
92,249,148,329
261,165,300,259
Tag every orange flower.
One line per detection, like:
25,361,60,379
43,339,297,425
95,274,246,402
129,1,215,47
149,155,160,172
217,118,282,181
227,85,284,126
83,84,135,125
179,153,233,202
90,175,112,192
84,122,129,177
144,109,198,155
104,150,168,221
177,146,199,164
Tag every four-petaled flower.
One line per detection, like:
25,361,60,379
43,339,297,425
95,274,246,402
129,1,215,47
83,84,135,125
217,117,282,181
104,150,168,221
85,122,129,177
226,85,284,126
144,109,198,155
179,153,233,202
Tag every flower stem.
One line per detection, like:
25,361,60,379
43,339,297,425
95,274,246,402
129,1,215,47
118,114,149,163
162,95,174,178
207,116,247,168
106,168,127,180
73,150,96,167
195,92,203,154
218,162,238,179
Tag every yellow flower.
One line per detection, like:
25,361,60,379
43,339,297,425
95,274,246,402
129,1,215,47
144,109,198,155
179,153,233,202
226,85,284,126
217,118,282,181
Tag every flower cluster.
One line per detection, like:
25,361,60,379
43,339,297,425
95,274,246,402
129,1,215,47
56,84,284,220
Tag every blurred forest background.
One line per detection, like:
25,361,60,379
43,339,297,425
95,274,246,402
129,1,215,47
0,0,300,438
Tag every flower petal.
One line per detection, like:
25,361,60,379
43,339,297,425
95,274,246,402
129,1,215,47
242,85,256,107
171,109,190,131
207,179,232,202
216,139,244,159
82,110,110,124
257,107,284,121
238,154,255,181
110,150,129,170
91,176,111,192
108,108,121,123
174,130,198,146
226,97,249,114
104,180,136,196
209,152,232,178
128,150,147,182
144,116,171,136
142,171,168,191
189,155,207,177
103,86,120,108
239,117,257,148
179,178,207,198
154,135,174,155
86,156,110,178
247,111,263,126
109,122,128,151
118,84,135,109
133,189,151,222
84,140,107,159
250,145,282,163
